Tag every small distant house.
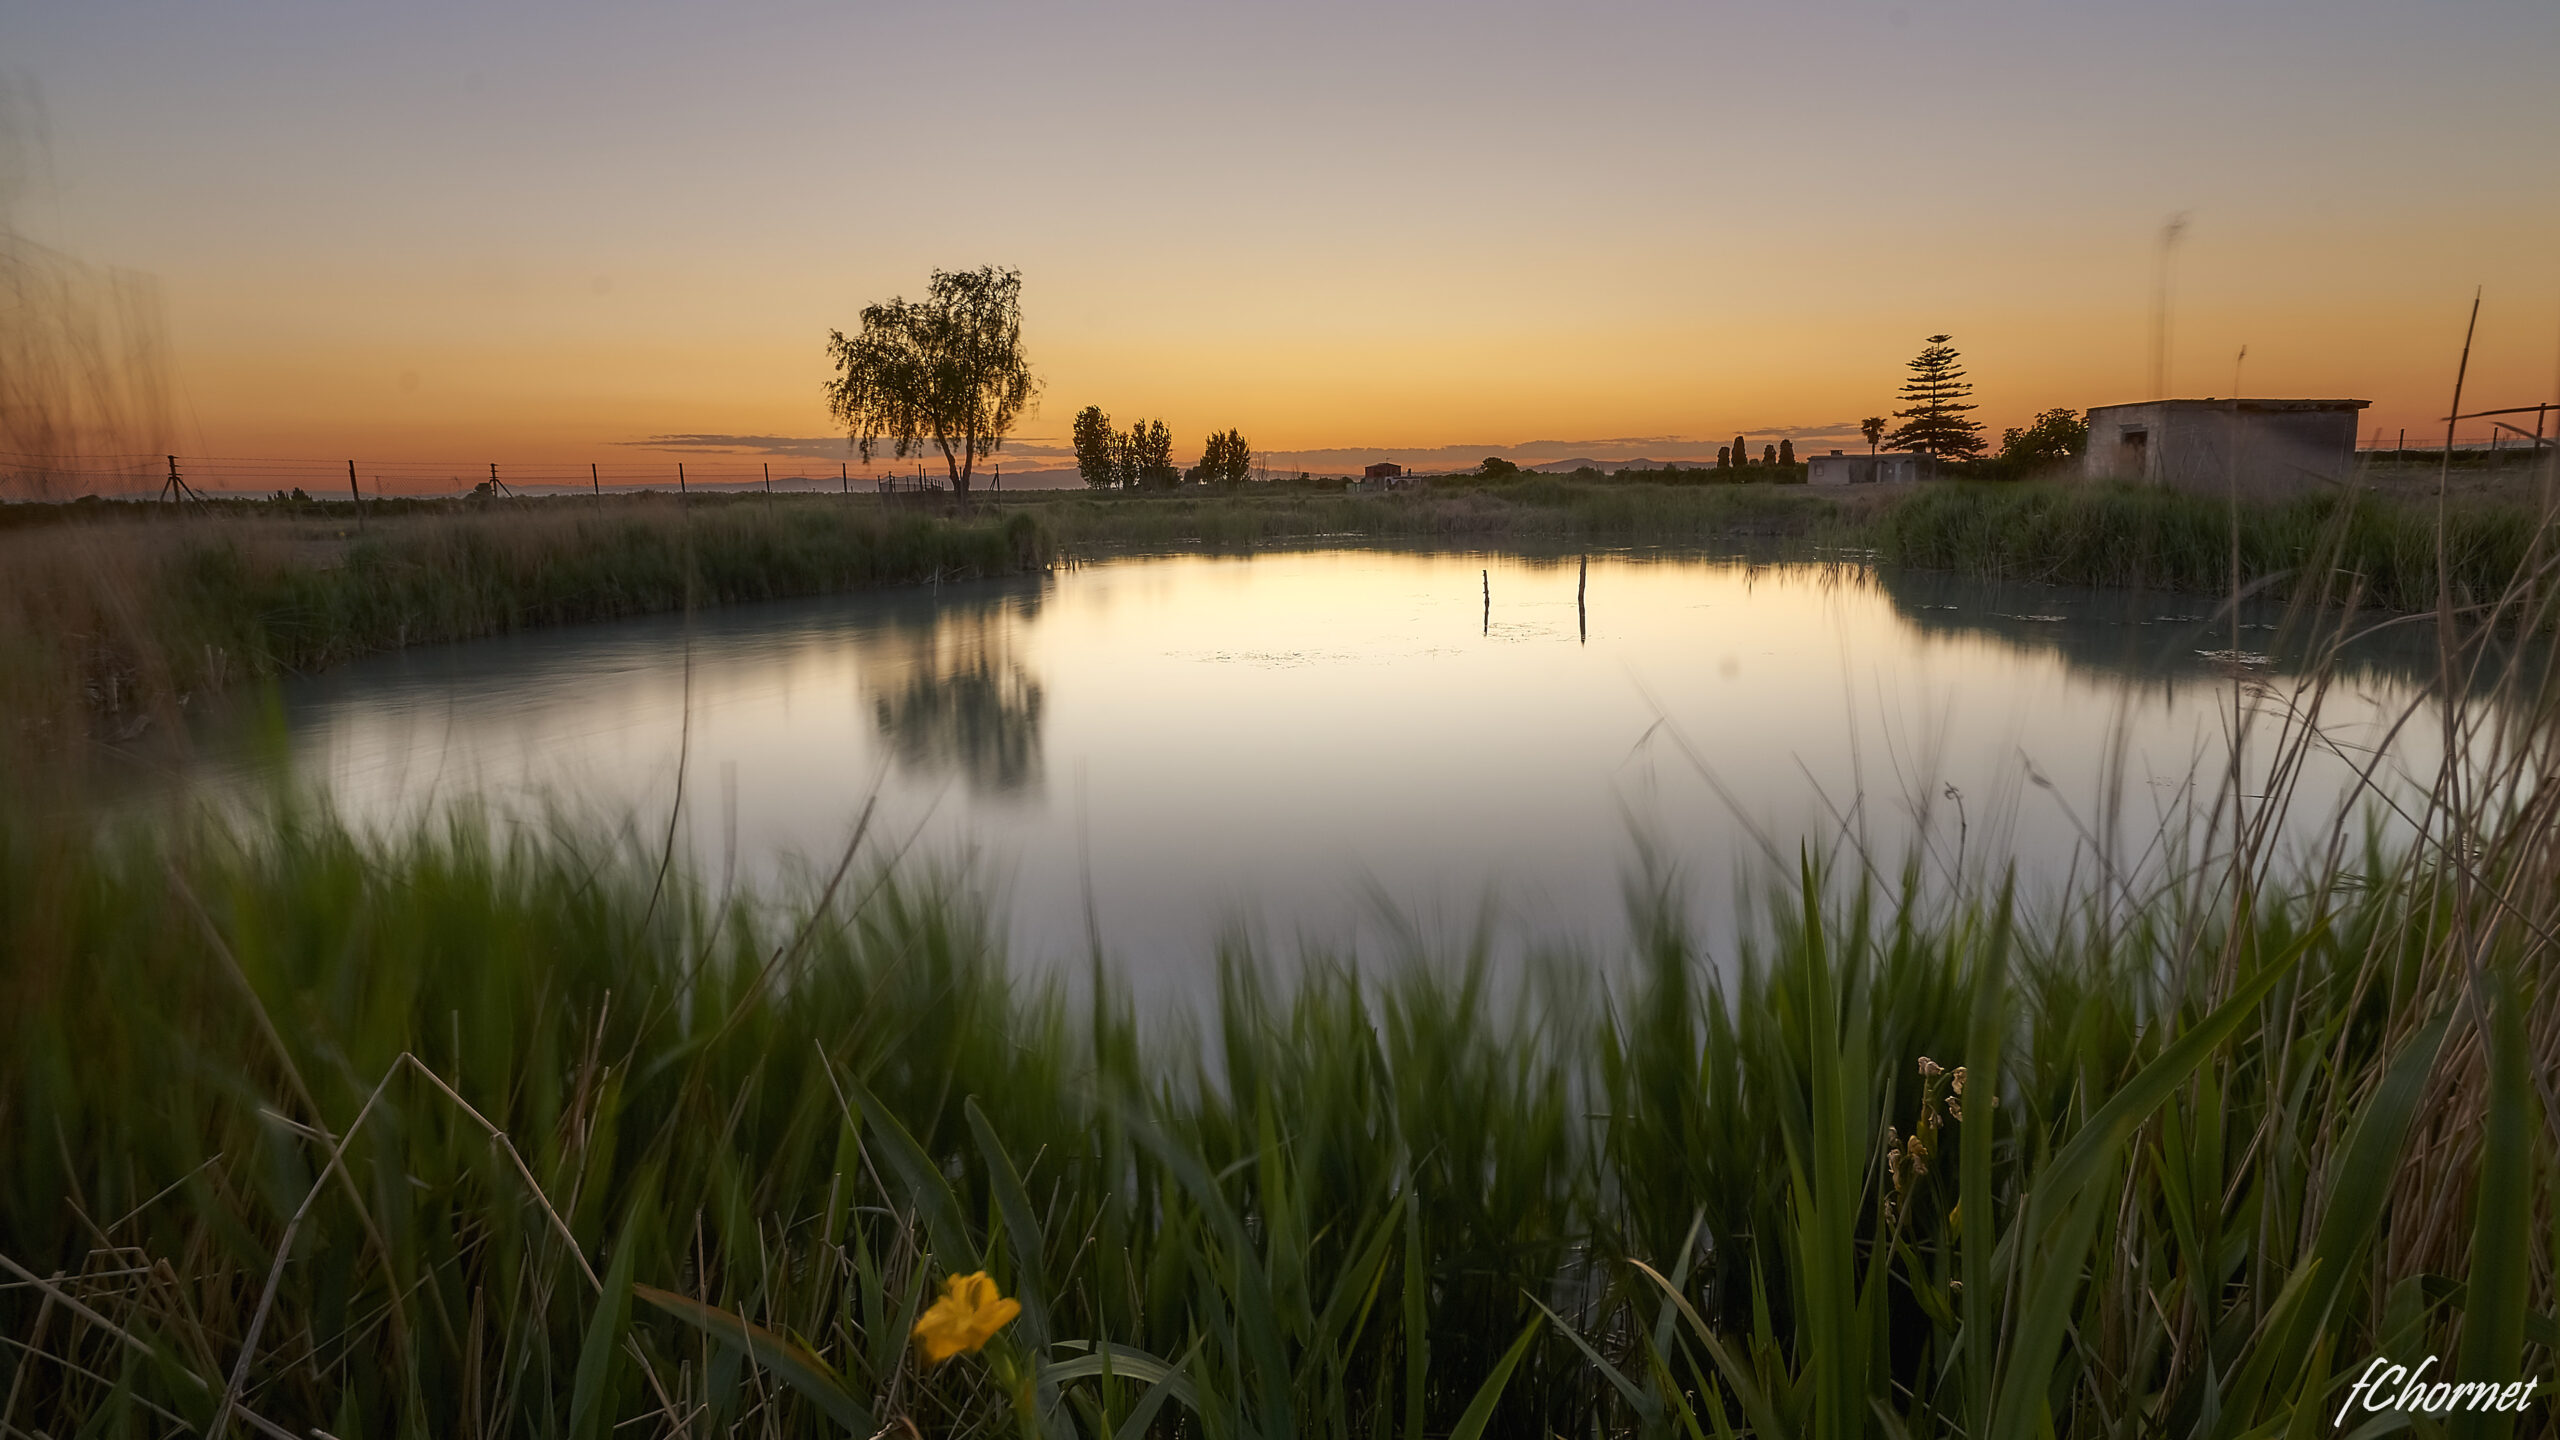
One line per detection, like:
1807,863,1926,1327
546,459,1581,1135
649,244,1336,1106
2083,399,2368,492
1352,461,1412,493
1807,451,1929,486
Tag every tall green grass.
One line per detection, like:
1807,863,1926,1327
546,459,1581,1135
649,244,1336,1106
1869,481,2537,611
7,657,2559,1435
0,494,1047,743
10,479,2533,755
1015,481,1844,552
4,471,2558,1437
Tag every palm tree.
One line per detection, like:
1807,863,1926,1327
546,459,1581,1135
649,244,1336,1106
1860,416,1886,454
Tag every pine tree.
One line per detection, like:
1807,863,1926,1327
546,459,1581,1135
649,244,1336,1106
1886,334,1986,459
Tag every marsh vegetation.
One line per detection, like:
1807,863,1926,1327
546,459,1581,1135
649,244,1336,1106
2,469,2556,1437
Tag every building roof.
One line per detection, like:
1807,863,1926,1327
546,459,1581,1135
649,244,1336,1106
2090,398,2370,414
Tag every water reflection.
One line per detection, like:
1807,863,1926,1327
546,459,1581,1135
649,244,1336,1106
861,605,1045,796
196,548,2459,994
1872,567,2452,689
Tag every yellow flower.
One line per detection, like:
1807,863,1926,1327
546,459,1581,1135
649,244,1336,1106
912,1272,1021,1364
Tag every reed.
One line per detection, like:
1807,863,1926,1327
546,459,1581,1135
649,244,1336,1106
8,478,2537,757
3,463,2557,1437
1867,480,2536,609
0,495,1048,745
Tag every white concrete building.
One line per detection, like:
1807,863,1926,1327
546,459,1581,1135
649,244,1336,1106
1808,451,1929,486
2083,399,2367,492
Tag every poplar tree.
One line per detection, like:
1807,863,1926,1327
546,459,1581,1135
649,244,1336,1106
1885,334,1986,459
1194,428,1253,485
1072,406,1119,488
1124,420,1176,489
1732,434,1747,466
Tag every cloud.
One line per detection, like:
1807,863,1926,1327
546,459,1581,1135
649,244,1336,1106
623,433,1076,462
622,428,1873,476
623,433,851,459
1259,425,1871,474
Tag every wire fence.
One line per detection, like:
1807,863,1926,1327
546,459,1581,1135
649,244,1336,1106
7,431,2553,503
0,450,1019,502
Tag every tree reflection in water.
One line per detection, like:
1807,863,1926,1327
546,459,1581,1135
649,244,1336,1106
859,593,1045,797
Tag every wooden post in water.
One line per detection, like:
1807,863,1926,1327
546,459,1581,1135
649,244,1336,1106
348,460,364,529
1482,568,1490,635
1577,554,1587,644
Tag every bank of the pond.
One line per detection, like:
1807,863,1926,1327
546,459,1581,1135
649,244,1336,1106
0,495,1047,744
1865,480,2547,613
7,476,2547,749
1021,477,2550,614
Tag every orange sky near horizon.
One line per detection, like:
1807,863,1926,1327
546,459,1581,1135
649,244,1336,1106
8,1,2557,489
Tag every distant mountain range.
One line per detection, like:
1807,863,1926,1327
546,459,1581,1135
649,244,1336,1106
1523,456,1721,473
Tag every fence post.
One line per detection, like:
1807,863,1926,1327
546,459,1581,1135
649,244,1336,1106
348,460,365,529
840,461,848,495
678,463,687,501
592,462,602,508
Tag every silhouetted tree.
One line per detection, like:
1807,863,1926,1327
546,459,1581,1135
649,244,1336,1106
1717,446,1731,468
1732,434,1747,465
1762,443,1777,465
1860,415,1887,454
1072,405,1119,488
824,265,1038,496
1124,419,1176,489
1998,408,2088,467
1886,334,1985,459
1778,438,1795,466
1480,456,1520,478
1193,428,1254,485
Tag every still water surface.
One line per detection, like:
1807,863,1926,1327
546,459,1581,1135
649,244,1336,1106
207,548,2447,987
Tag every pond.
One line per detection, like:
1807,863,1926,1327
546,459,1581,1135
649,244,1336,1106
198,547,2452,989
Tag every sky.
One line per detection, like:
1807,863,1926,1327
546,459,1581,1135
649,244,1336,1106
6,0,2558,488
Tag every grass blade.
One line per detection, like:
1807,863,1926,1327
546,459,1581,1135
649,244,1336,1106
634,1285,874,1434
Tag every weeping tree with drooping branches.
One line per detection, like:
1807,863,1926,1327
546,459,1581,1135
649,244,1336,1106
824,265,1038,495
